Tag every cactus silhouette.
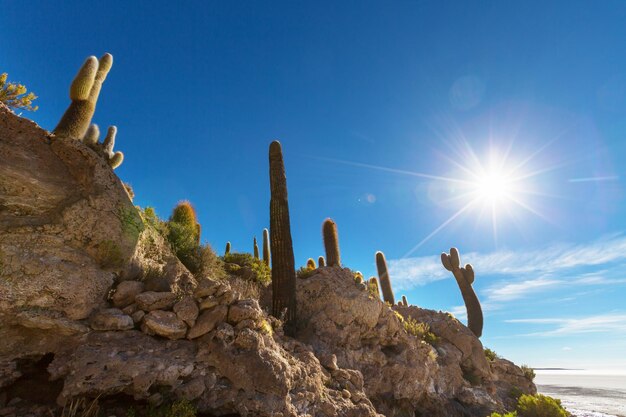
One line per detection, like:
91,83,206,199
262,228,270,267
225,242,231,256
368,277,381,298
81,124,124,169
441,247,483,338
376,251,395,305
54,53,113,139
402,295,408,306
306,258,316,270
269,140,297,336
322,218,341,266
318,256,326,267
253,237,260,259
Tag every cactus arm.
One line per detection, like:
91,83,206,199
109,152,124,169
103,126,117,157
253,237,260,259
83,124,99,146
69,56,98,100
453,267,483,338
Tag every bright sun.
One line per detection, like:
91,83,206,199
474,171,513,203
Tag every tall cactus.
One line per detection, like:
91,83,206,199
54,53,113,139
269,140,297,336
262,228,270,267
322,218,341,267
225,242,231,256
318,256,326,267
441,247,483,338
253,237,260,259
402,295,408,307
376,251,395,305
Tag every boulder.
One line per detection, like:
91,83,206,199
135,291,177,311
90,308,134,331
141,310,188,340
111,281,145,308
173,296,199,327
187,305,228,339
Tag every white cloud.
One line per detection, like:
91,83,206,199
506,313,626,336
388,233,626,291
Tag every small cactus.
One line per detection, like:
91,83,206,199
225,241,231,256
368,277,381,298
253,237,260,259
402,295,408,307
54,53,113,139
81,124,124,169
306,258,316,270
322,218,341,267
269,140,297,336
318,256,326,267
376,251,395,305
262,228,270,267
441,247,483,338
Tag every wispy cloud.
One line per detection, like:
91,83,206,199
388,233,626,291
506,313,626,336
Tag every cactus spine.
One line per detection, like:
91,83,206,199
318,256,326,267
262,228,270,267
54,53,113,139
253,237,260,259
225,242,231,256
376,251,395,305
269,140,297,336
322,218,341,266
402,295,408,306
441,247,483,338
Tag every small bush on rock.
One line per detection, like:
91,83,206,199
296,265,317,279
485,347,499,361
223,252,271,285
521,365,536,382
0,72,38,111
491,394,569,417
403,317,439,346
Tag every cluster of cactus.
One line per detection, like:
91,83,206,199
376,251,395,305
269,140,297,336
441,247,483,338
82,124,124,169
54,53,113,139
322,218,341,267
262,228,270,267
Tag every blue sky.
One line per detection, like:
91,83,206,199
3,1,626,370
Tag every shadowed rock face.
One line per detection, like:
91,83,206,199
0,103,142,325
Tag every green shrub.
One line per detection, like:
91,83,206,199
0,72,38,111
223,252,271,286
296,266,317,279
167,201,201,272
485,347,499,361
145,399,197,417
195,244,227,280
491,394,569,417
403,317,439,346
521,365,536,382
516,394,568,417
140,206,169,238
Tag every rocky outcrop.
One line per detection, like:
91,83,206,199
296,267,535,416
0,105,535,417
